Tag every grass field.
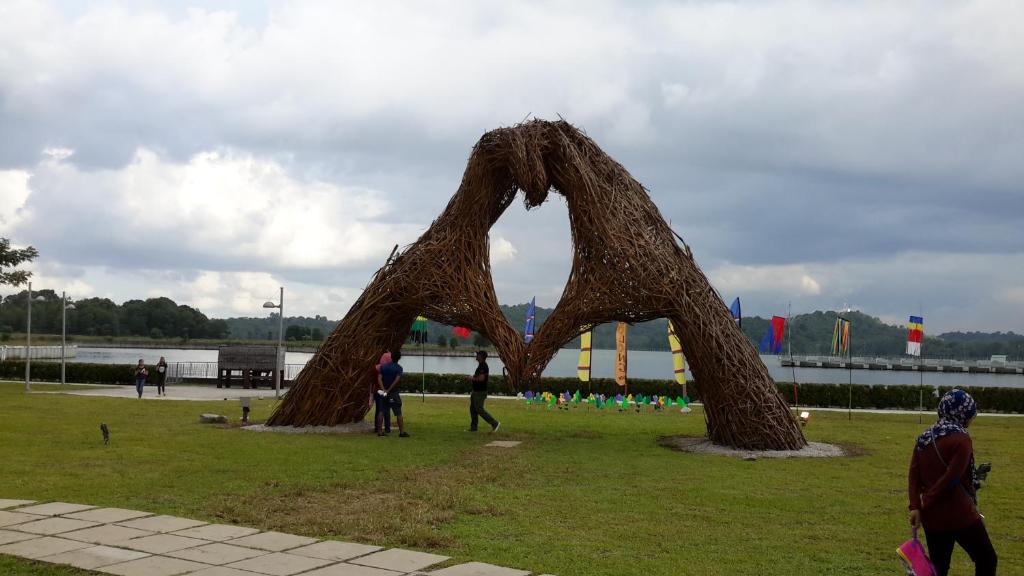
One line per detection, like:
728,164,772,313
1,381,1021,575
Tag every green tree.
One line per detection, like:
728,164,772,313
311,327,324,341
448,336,459,350
436,333,448,347
473,332,490,347
0,238,38,287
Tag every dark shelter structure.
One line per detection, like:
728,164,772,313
269,120,806,450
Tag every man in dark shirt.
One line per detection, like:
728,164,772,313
468,350,499,432
379,351,409,437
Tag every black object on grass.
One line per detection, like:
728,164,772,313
100,423,109,445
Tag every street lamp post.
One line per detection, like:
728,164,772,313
263,286,284,398
61,291,75,386
24,282,45,391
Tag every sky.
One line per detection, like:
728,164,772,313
1,0,1022,333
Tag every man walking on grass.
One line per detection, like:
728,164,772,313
468,350,500,432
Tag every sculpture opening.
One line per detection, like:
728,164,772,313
268,119,806,451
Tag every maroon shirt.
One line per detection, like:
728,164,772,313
908,432,980,532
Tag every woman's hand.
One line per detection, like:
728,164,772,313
909,510,921,529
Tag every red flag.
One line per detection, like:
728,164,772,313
453,326,472,339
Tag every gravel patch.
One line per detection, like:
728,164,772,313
659,436,848,459
242,422,374,434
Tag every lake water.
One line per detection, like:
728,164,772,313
71,347,1024,388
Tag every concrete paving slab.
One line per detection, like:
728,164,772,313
302,563,404,576
0,499,35,509
428,562,530,576
15,502,97,516
0,510,45,527
117,514,208,533
171,523,261,542
122,533,210,553
186,567,273,576
227,531,318,552
289,541,382,562
166,542,269,565
484,441,521,448
40,544,151,570
63,507,153,523
98,555,212,576
0,528,39,545
349,549,449,572
14,517,100,535
225,551,334,575
0,536,92,559
61,524,156,545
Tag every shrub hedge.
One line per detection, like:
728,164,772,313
3,361,1021,413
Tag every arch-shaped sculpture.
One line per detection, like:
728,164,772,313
268,120,806,450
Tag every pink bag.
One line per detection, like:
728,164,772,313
897,527,935,576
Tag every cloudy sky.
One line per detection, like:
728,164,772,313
1,0,1022,333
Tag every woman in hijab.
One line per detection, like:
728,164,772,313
908,389,997,575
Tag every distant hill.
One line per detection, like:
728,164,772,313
221,305,1023,360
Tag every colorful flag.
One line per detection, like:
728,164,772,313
906,316,923,356
615,322,628,387
831,317,851,356
577,330,592,382
411,316,427,332
524,297,536,343
759,324,775,354
667,321,686,385
730,297,742,328
770,315,786,354
453,326,472,339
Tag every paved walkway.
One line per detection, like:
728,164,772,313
27,385,1024,418
0,499,551,576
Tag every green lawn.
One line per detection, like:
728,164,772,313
0,382,1020,575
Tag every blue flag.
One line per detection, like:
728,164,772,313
524,297,536,343
730,297,741,328
759,324,774,354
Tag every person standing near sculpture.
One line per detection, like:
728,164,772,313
374,352,392,435
468,350,499,432
379,351,408,438
155,356,168,396
134,359,148,399
908,389,997,576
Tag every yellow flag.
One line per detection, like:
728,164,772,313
577,331,592,382
667,321,687,385
615,322,628,387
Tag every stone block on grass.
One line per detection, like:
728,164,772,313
40,544,150,570
349,549,450,573
227,530,318,551
121,533,209,554
117,514,207,533
0,536,92,559
61,524,156,546
0,529,39,545
428,562,531,576
63,507,152,523
167,542,269,565
226,551,334,575
97,555,212,576
0,510,44,527
14,517,100,535
289,540,382,562
0,499,35,509
14,502,96,516
170,523,260,542
302,563,404,576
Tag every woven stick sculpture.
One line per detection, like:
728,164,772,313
268,120,806,450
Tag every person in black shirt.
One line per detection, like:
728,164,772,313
468,350,500,432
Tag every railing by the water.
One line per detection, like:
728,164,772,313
780,355,1024,374
166,362,306,382
0,345,78,361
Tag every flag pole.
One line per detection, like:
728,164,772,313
918,306,924,423
788,301,797,408
845,315,852,421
